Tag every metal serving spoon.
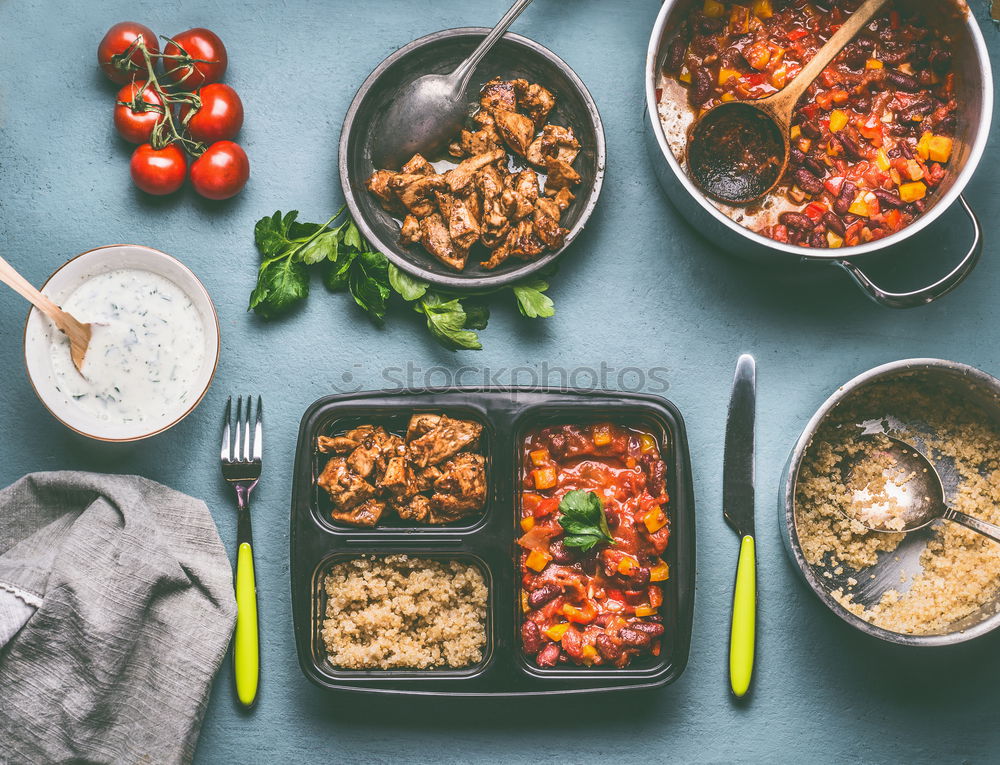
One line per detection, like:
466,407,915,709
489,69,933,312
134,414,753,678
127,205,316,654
372,0,534,169
844,434,1000,544
687,0,889,205
0,254,92,375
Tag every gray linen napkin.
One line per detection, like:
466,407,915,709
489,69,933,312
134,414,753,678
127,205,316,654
0,472,237,765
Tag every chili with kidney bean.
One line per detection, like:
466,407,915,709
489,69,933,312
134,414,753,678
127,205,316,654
663,0,959,248
519,423,670,668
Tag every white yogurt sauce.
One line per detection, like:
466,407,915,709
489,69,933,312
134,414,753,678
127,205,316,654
49,269,206,424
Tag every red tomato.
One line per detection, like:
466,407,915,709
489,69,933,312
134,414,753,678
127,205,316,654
162,28,227,87
190,141,249,200
113,81,165,144
98,22,159,84
130,143,187,195
181,83,244,142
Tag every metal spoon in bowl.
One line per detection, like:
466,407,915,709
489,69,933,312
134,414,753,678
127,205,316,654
843,434,1000,544
687,0,889,205
372,0,534,169
0,254,92,375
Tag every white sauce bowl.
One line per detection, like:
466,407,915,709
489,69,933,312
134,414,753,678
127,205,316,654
23,245,220,442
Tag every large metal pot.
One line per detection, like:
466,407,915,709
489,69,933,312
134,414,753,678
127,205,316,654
645,1,993,308
779,359,1000,646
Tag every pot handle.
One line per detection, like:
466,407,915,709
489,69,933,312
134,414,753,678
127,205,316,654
833,195,982,309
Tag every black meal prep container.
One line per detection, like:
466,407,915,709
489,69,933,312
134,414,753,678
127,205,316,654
291,388,695,695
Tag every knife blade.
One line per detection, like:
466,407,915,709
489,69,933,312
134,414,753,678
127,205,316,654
724,353,756,699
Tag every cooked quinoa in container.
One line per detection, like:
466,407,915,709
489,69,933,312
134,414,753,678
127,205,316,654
794,380,1000,635
321,555,488,670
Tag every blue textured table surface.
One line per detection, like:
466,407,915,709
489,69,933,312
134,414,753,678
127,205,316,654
2,1,1000,763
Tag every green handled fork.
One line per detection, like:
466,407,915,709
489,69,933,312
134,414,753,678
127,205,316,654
221,395,262,709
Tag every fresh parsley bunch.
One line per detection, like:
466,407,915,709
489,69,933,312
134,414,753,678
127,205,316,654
248,208,555,350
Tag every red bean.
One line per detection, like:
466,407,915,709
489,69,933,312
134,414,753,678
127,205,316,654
619,627,653,647
779,212,815,230
886,69,920,92
665,37,686,74
823,212,846,236
794,168,824,195
522,621,544,654
628,621,666,637
536,642,560,667
834,181,857,216
549,540,577,565
803,155,826,178
631,567,651,586
528,584,561,608
872,189,903,209
596,633,621,661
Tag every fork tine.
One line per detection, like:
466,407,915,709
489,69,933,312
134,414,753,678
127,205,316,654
221,396,233,462
253,397,263,461
242,395,253,462
234,395,244,461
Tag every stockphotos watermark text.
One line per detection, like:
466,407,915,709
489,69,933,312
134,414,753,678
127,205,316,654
331,363,670,394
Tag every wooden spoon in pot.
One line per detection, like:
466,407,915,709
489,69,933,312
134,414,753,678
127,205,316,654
0,255,92,375
686,0,889,205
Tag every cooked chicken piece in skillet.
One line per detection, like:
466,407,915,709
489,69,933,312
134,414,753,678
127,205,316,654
331,498,386,527
419,213,468,271
400,153,434,176
400,214,422,244
502,170,539,222
448,193,482,251
506,219,547,259
445,148,506,194
553,187,575,211
533,202,568,250
513,80,556,128
493,109,535,156
406,415,483,468
366,170,403,213
544,158,582,195
395,174,448,217
526,124,580,167
480,77,518,113
318,457,377,511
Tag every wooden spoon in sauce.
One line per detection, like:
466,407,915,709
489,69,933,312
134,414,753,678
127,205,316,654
686,0,889,205
0,254,92,375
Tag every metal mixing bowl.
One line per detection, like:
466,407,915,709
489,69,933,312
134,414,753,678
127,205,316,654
340,28,605,290
645,0,993,308
780,358,1000,646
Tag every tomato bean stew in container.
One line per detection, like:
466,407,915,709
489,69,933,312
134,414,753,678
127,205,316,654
646,0,993,308
290,389,694,695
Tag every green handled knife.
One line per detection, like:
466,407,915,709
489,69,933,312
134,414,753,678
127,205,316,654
724,354,757,698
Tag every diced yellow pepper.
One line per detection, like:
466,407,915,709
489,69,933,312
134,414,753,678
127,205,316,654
650,562,671,582
521,590,529,613
617,555,640,576
865,58,883,69
592,424,612,446
581,644,598,662
752,0,773,18
643,507,668,534
904,159,924,181
719,67,740,86
797,138,812,154
530,448,550,467
848,191,877,218
639,433,657,453
526,549,552,572
544,622,570,641
679,66,692,84
520,516,536,532
532,467,557,490
826,231,844,249
729,5,750,33
635,606,659,618
875,148,891,171
928,135,953,163
721,92,737,102
916,131,933,160
703,0,725,18
790,125,801,141
899,182,927,203
829,110,848,132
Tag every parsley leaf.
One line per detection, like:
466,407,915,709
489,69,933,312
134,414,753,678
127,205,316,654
388,264,429,301
513,279,555,318
417,293,484,350
558,490,614,551
248,257,310,319
348,250,391,322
